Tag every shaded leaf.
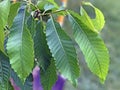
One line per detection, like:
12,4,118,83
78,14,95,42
11,70,33,90
27,15,37,38
24,74,33,90
0,51,11,89
10,69,23,89
68,11,109,82
46,17,80,85
7,5,34,83
8,81,14,90
40,59,57,90
34,21,51,70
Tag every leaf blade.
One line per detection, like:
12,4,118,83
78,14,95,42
40,59,57,90
0,0,10,53
83,2,105,31
8,2,20,27
46,17,80,85
7,5,34,83
0,51,11,90
34,21,51,70
68,11,109,82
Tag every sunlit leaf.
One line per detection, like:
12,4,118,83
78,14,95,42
7,5,34,83
82,2,105,31
68,11,109,83
37,0,59,10
80,7,95,32
0,0,10,53
8,2,20,27
46,0,59,9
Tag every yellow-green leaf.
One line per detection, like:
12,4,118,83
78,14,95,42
82,2,105,31
68,10,109,83
0,0,10,53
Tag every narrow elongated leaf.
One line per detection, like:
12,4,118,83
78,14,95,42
8,2,20,27
0,0,10,53
0,51,11,89
68,11,109,82
7,5,34,82
83,2,105,31
40,59,57,90
34,21,51,70
46,17,80,85
27,15,36,38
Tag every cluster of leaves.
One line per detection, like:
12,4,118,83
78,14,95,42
0,0,109,90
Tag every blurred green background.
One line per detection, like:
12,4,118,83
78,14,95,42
61,0,120,90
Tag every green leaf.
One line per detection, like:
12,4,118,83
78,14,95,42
83,2,105,31
8,2,20,27
44,3,55,12
80,7,95,32
68,11,109,83
0,0,10,53
7,5,34,83
34,21,51,70
37,0,59,10
8,81,14,90
23,74,33,90
27,15,37,38
40,59,57,90
46,17,80,85
10,69,23,89
37,0,48,10
46,0,59,9
0,51,11,89
11,70,33,90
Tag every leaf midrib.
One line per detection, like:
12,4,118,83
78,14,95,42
19,7,26,77
51,17,74,74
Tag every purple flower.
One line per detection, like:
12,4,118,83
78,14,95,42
33,66,43,90
52,75,66,90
